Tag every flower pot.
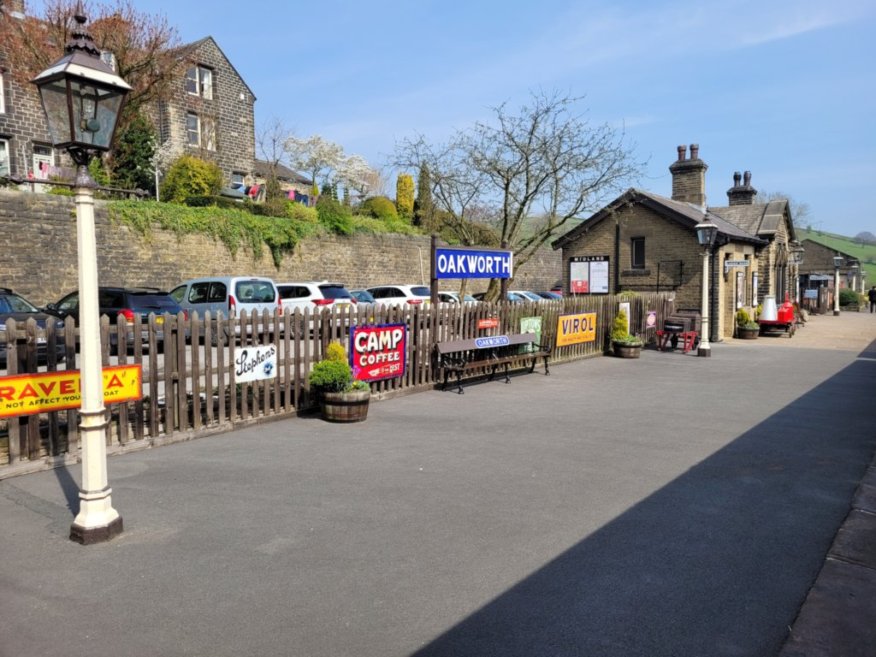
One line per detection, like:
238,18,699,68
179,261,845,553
736,326,759,340
321,389,370,423
612,341,642,358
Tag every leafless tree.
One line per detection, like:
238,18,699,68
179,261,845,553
395,91,642,292
755,189,812,227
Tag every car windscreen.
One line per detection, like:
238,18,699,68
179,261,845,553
1,294,40,313
319,285,353,300
234,281,276,303
411,286,430,297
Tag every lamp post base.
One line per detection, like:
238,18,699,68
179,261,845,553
70,515,123,545
697,346,712,357
833,309,841,316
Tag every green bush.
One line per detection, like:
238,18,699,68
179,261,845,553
308,359,352,393
317,196,354,234
839,289,863,306
361,195,398,220
610,308,643,346
736,308,759,329
161,155,223,203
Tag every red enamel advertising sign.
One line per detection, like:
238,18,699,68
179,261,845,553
350,324,407,382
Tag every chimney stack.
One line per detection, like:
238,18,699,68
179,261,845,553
727,170,757,206
0,1,26,18
669,143,707,208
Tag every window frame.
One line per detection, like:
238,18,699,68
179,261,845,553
0,70,5,114
202,116,216,151
186,112,200,147
186,65,213,100
0,139,9,177
630,237,646,270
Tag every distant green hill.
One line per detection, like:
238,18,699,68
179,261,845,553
797,229,875,287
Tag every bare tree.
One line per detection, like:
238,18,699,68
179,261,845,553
755,189,812,227
395,91,642,283
257,117,295,200
0,0,181,124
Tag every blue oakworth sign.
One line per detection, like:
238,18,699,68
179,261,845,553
434,247,513,279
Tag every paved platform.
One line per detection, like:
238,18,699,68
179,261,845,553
1,311,874,656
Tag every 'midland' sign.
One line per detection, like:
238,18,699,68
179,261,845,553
434,247,513,279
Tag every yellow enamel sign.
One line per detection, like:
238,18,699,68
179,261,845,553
0,365,142,418
556,312,597,347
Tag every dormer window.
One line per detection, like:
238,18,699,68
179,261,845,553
185,65,213,100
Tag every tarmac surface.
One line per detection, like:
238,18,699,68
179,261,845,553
1,311,874,657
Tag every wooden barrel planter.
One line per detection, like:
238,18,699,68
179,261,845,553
736,326,760,339
612,342,642,358
321,390,371,423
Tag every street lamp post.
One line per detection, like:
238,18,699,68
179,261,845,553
32,11,131,545
695,222,718,357
833,255,843,316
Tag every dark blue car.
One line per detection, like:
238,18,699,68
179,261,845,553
0,288,66,368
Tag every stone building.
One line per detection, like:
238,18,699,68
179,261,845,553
796,239,863,313
552,145,800,340
0,2,256,188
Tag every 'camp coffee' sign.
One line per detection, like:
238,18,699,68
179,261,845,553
351,324,407,382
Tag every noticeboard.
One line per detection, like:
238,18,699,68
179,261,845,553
570,256,609,294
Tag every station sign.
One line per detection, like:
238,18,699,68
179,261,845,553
724,259,750,272
434,247,513,279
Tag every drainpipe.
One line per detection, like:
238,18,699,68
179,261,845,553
614,222,621,292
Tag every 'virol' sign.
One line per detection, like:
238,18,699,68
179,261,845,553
434,247,513,279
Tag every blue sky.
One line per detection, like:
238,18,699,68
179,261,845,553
32,0,876,236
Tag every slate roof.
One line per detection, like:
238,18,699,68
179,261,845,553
253,160,312,186
552,188,767,250
709,199,794,240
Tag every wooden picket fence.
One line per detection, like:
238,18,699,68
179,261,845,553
0,293,673,476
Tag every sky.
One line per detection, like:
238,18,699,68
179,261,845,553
30,0,876,237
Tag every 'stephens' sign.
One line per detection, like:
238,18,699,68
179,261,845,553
234,345,277,383
434,247,513,279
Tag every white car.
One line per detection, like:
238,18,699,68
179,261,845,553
509,290,544,302
367,284,431,308
276,281,356,314
438,291,478,304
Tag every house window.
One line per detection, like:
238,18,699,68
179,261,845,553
185,65,213,100
186,113,200,146
631,237,645,269
231,172,245,189
0,139,10,176
202,116,216,151
100,51,117,72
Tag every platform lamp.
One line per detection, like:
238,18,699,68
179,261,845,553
789,241,804,303
32,10,131,545
695,222,718,357
832,255,844,316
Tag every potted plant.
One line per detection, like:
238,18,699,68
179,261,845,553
308,341,371,422
610,309,643,358
735,308,760,339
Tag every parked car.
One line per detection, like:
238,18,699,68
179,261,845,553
45,286,183,353
0,288,66,367
276,281,357,314
350,289,376,305
170,276,279,320
509,290,544,302
550,285,564,296
438,291,478,304
472,291,526,303
537,291,563,300
367,285,431,308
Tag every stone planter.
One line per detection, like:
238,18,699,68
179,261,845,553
736,326,760,339
321,390,370,423
612,341,642,358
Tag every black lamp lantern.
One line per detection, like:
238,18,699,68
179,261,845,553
833,255,844,269
790,240,804,265
694,222,718,248
31,11,131,165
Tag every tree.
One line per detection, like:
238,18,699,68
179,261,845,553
396,173,414,220
160,155,222,203
396,91,641,284
284,134,344,191
257,117,295,202
755,190,812,226
414,163,433,227
0,0,181,135
336,154,382,202
854,231,876,246
108,113,156,193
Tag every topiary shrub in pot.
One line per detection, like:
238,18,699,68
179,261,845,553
610,309,643,358
735,308,760,339
308,341,371,422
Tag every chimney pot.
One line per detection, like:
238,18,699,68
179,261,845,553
733,171,742,186
743,171,751,186
677,145,687,161
690,144,699,160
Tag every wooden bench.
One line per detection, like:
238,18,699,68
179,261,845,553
435,332,551,394
655,330,699,353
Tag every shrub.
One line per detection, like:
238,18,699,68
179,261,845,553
610,308,643,346
308,341,368,393
839,289,863,306
736,308,759,329
361,195,398,220
161,155,223,203
317,196,354,235
396,174,414,219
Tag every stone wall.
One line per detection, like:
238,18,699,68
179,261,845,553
0,190,561,305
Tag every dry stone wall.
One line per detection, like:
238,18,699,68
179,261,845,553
0,190,561,305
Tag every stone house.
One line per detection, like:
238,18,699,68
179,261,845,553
796,239,863,312
251,159,314,204
552,145,800,340
0,1,256,189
